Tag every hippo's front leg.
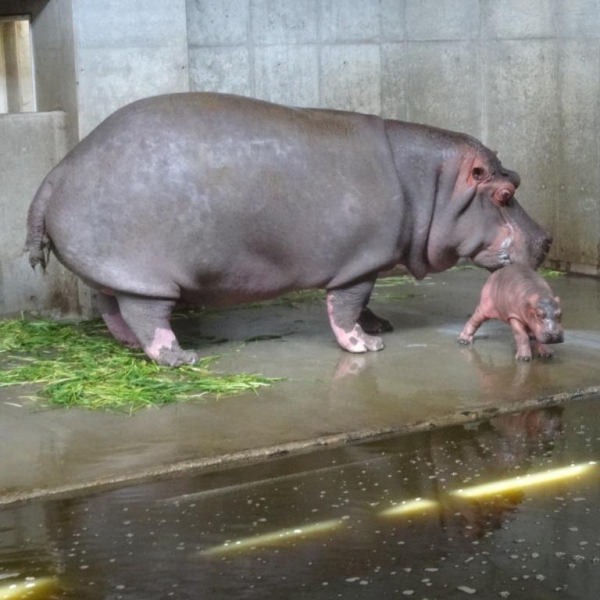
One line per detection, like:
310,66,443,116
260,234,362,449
533,340,554,359
509,319,532,362
327,278,384,353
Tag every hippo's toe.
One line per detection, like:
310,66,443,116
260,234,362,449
156,349,199,367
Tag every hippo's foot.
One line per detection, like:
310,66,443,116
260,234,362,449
326,280,384,353
359,307,394,334
156,348,199,367
533,340,554,360
516,353,533,362
336,324,384,353
115,294,194,367
457,334,474,345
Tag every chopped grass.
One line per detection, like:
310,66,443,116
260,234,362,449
538,267,565,279
374,275,418,287
0,318,278,412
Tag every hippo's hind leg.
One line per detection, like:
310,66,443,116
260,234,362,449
98,292,141,348
459,305,488,345
327,278,384,353
359,307,394,334
115,293,198,367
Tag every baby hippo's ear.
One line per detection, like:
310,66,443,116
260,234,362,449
554,296,561,305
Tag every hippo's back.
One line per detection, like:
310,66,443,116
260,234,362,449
41,93,403,300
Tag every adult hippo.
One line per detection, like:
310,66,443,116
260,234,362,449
26,93,551,366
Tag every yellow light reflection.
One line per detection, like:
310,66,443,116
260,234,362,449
380,497,439,517
200,518,343,557
451,462,597,499
0,577,58,600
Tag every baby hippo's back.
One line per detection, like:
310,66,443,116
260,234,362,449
483,264,554,322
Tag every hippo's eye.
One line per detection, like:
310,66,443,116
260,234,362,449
472,166,486,181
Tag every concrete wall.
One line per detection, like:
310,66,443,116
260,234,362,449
187,0,600,274
0,111,80,317
1,0,599,319
72,0,190,138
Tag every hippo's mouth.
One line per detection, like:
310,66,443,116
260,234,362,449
471,237,512,271
471,218,515,271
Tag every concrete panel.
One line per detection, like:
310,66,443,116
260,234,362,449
321,0,380,43
189,46,251,95
486,40,560,258
556,0,600,38
0,111,80,317
405,41,481,137
380,0,405,41
187,0,249,46
254,45,318,107
251,0,317,45
381,43,407,120
555,39,600,266
406,0,479,41
74,0,187,49
76,46,189,137
320,44,380,114
482,0,555,39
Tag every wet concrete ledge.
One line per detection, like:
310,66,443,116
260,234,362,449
1,386,600,508
1,270,600,506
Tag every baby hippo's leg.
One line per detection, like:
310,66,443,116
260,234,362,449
459,305,488,345
533,340,554,359
509,319,533,362
327,279,384,353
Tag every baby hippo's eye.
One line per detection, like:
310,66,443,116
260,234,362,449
536,309,545,319
555,310,562,320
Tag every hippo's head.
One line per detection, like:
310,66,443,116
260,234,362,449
457,148,552,272
527,295,564,345
384,122,552,278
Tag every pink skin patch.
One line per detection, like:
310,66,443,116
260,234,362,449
102,313,141,348
326,295,383,353
146,328,177,361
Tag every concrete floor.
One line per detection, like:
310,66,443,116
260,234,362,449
1,269,599,505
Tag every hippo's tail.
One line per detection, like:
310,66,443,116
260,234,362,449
24,177,54,272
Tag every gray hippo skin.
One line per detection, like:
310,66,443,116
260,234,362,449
25,93,552,366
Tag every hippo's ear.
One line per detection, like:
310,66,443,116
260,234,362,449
554,296,561,305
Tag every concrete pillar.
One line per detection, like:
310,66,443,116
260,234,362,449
0,19,34,113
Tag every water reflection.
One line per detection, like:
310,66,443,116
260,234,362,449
1,399,600,599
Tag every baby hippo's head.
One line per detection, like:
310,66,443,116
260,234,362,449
527,295,564,344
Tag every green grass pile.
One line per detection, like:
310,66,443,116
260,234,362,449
539,267,565,279
0,319,277,412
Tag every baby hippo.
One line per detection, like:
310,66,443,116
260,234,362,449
459,264,564,361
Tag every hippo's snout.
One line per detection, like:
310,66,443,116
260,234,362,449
541,322,564,345
530,232,553,269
